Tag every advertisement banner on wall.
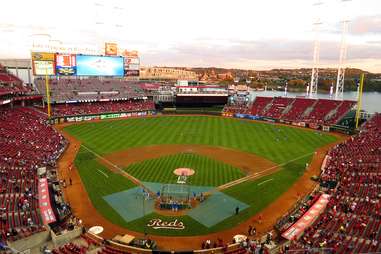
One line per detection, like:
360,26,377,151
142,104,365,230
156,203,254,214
100,113,122,119
124,70,140,77
38,178,56,224
56,54,77,76
124,57,140,65
126,63,140,70
282,194,330,240
31,52,55,61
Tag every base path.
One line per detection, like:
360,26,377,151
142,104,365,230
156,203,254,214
54,121,347,251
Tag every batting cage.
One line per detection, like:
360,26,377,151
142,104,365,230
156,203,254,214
158,183,192,210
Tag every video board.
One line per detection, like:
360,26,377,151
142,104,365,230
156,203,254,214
76,55,124,76
123,55,140,76
56,54,76,76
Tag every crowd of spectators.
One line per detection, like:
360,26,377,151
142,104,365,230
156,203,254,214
299,99,342,125
34,78,146,102
0,65,22,86
222,101,251,115
0,107,67,242
42,100,155,117
275,192,322,233
285,113,381,253
223,96,355,126
0,65,30,96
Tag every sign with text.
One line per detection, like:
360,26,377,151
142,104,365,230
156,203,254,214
147,219,185,230
282,194,330,240
33,60,55,75
56,54,77,76
38,178,56,224
105,42,118,56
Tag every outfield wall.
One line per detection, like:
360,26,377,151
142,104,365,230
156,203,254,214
50,110,156,124
222,111,356,134
222,112,339,133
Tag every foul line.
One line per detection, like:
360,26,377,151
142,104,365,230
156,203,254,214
80,144,151,193
96,169,109,178
81,143,313,195
257,178,273,186
217,152,314,191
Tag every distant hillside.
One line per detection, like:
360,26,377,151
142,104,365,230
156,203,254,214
161,66,381,92
168,66,377,78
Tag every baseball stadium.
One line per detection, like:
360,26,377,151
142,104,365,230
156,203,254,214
0,1,381,254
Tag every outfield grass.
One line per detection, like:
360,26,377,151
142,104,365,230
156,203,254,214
65,116,337,164
67,116,338,236
124,153,245,186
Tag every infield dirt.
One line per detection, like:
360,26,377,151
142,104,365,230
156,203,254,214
100,144,277,176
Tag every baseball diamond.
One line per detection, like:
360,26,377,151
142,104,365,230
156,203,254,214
60,115,338,238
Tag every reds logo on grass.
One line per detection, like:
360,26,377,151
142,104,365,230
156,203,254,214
147,219,185,230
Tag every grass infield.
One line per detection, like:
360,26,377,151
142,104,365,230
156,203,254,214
124,153,245,186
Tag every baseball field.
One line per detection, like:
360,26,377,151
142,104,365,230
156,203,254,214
63,115,337,236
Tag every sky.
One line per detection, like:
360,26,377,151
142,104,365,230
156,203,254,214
0,0,381,72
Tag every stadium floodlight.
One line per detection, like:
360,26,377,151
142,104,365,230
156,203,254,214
309,1,324,99
335,0,352,100
335,19,349,100
309,20,321,99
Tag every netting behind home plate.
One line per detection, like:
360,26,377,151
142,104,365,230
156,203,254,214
160,183,191,203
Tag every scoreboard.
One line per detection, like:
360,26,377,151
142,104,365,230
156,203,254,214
32,51,137,77
56,54,77,76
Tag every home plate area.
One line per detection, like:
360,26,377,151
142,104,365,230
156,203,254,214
103,181,249,227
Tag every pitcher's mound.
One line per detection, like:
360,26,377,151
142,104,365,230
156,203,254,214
174,168,195,176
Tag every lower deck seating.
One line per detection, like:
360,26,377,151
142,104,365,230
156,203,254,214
0,107,67,241
225,96,355,126
286,114,381,253
46,100,155,117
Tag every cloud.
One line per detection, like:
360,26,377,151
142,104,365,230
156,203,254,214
141,38,381,68
350,15,381,35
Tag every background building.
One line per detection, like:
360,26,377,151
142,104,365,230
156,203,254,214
140,67,198,81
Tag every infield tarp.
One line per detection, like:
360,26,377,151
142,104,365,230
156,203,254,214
103,186,155,222
187,191,249,227
104,182,249,227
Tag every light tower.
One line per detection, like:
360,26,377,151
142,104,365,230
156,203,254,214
335,0,351,100
309,2,323,98
335,19,349,100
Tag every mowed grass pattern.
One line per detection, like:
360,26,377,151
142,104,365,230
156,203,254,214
66,116,339,235
124,153,245,186
74,148,136,227
65,116,337,164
